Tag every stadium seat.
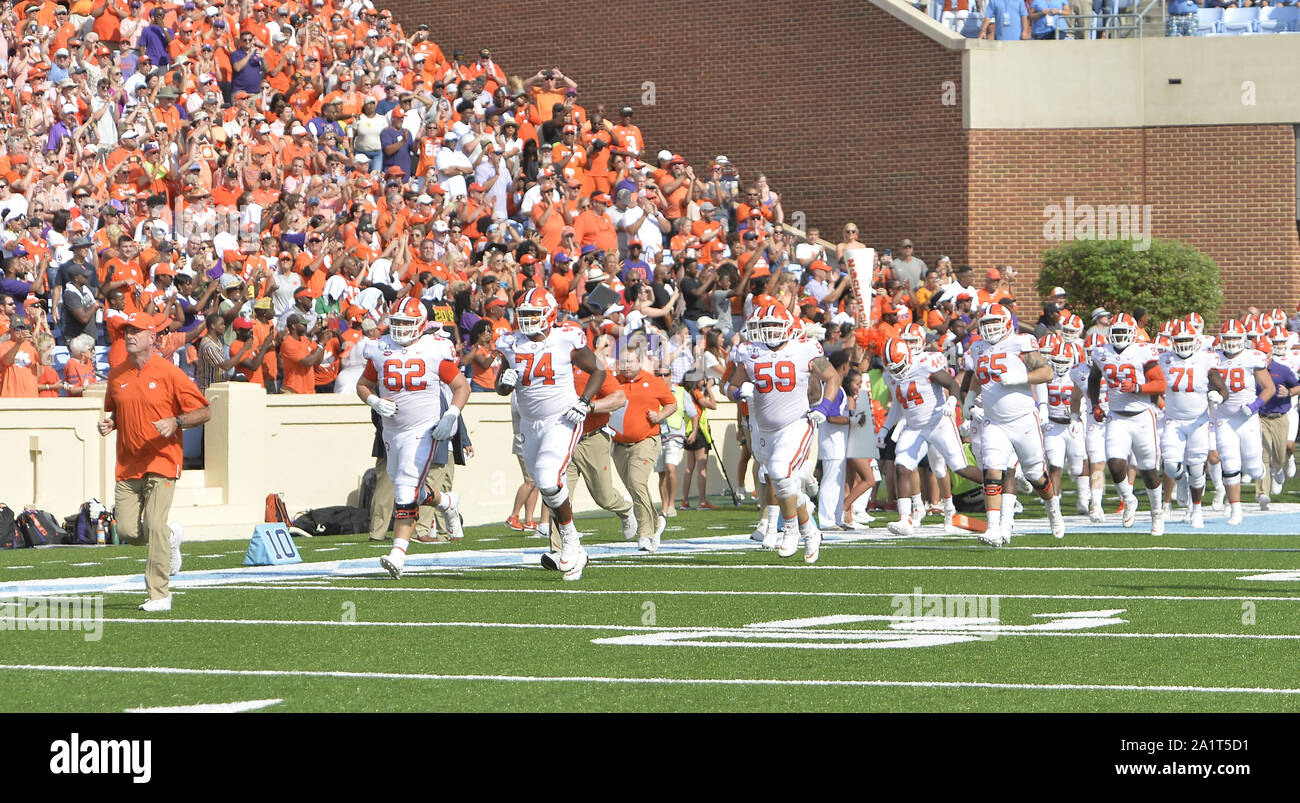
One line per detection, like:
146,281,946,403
1219,7,1259,34
52,346,70,377
1196,7,1223,35
959,14,984,38
1258,5,1299,32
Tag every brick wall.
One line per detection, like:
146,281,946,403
386,0,1300,313
969,125,1300,314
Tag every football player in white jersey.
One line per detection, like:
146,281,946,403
880,337,985,536
1189,317,1229,510
1087,313,1167,535
1069,333,1109,521
358,297,472,579
1212,320,1276,524
1156,321,1228,529
959,303,1065,545
495,288,609,581
726,304,841,563
1041,339,1090,519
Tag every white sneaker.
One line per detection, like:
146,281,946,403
380,550,405,579
1175,477,1190,509
761,524,780,550
441,492,464,541
1016,475,1032,494
1047,501,1065,540
621,510,638,541
637,536,653,552
561,548,589,581
943,511,961,535
1272,469,1285,489
1190,506,1204,529
138,594,172,612
1012,498,1024,515
539,551,560,570
1161,502,1173,521
168,521,183,576
1121,495,1139,528
1181,504,1194,524
1287,455,1296,479
887,521,914,536
852,511,874,527
1088,499,1105,524
750,523,768,543
1227,505,1244,526
1258,494,1271,511
909,501,924,529
803,526,822,564
1151,508,1165,537
776,523,800,558
654,513,667,540
1211,488,1227,512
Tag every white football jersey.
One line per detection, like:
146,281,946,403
1091,342,1161,414
1043,373,1079,421
362,334,457,432
884,351,948,427
1215,348,1268,413
496,324,586,421
733,336,824,431
1069,362,1106,414
965,333,1037,424
1158,349,1216,420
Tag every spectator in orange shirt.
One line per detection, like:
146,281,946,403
280,314,328,394
613,350,677,551
976,267,1013,308
574,192,618,252
0,319,41,397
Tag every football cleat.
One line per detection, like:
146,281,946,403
977,530,1004,548
539,552,560,570
441,492,464,541
380,550,405,580
1190,506,1205,529
1121,495,1139,528
1088,498,1105,523
887,521,914,537
1226,504,1244,526
1211,487,1227,512
562,548,589,581
1047,500,1065,540
803,526,822,564
1258,494,1270,511
776,523,801,558
1151,508,1165,537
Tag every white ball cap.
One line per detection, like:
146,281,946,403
656,149,672,162
61,103,77,114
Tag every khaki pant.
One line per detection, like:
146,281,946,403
1257,414,1289,497
563,430,633,552
613,436,661,540
115,475,177,600
370,456,441,540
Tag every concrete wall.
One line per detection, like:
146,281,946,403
1,387,749,541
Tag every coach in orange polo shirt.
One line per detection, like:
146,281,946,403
98,313,210,612
280,313,327,394
613,351,676,552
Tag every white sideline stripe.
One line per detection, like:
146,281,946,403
176,584,1300,604
2,663,1298,695
583,563,1278,573
126,698,283,713
5,616,1296,641
847,544,1300,554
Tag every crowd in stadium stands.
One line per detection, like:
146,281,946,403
2,1,1298,546
940,0,1300,39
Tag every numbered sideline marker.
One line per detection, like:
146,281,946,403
244,524,302,566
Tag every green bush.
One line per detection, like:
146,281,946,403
1037,238,1223,331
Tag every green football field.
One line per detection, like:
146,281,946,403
2,484,1299,713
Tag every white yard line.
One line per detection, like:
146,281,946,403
1,662,1298,695
172,584,1300,604
3,615,1295,641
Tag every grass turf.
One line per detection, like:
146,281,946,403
2,482,1298,712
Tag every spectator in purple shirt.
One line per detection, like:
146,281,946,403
139,8,173,69
1256,343,1300,506
230,32,264,97
46,105,77,152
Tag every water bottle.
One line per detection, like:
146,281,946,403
95,516,106,545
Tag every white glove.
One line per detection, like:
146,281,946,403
958,419,972,438
430,406,461,440
875,429,888,449
1068,419,1082,439
738,381,755,403
803,322,826,340
808,409,826,426
970,404,984,421
941,397,958,418
1037,402,1050,421
1208,389,1224,405
366,394,398,418
499,367,519,388
562,398,593,426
